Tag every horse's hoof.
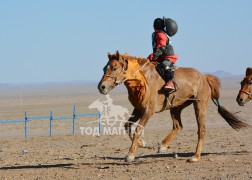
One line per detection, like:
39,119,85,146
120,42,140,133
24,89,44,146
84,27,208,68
187,157,199,163
138,139,147,148
125,155,135,162
158,146,167,153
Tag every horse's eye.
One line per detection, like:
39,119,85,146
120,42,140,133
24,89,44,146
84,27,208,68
248,82,252,85
112,68,117,71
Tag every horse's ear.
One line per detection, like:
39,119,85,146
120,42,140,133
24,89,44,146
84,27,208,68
107,52,112,60
115,50,120,60
246,67,252,76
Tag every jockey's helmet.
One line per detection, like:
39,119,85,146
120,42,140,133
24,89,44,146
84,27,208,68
153,18,165,30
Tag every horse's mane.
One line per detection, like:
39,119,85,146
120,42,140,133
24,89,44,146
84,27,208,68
108,51,153,69
120,54,150,66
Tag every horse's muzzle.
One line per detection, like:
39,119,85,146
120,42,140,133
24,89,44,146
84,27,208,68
98,81,114,95
236,96,246,106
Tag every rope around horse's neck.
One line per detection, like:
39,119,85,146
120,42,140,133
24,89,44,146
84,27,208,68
119,60,150,85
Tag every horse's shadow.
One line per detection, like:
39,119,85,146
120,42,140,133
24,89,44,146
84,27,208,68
99,150,251,162
100,152,201,161
0,163,75,170
1,151,249,170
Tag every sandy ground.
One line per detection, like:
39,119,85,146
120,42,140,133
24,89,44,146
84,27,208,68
0,76,251,180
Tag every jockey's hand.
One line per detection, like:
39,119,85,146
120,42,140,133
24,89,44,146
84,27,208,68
147,53,153,61
153,48,162,57
152,55,158,61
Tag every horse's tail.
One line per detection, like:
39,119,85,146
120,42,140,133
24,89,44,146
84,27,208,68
205,74,220,99
205,74,251,130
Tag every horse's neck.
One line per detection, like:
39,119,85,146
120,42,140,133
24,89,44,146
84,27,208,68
125,58,151,80
126,59,140,74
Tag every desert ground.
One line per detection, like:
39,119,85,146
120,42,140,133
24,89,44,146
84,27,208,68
0,76,251,180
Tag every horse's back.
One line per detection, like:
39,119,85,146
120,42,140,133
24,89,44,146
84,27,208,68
173,67,211,98
174,67,205,81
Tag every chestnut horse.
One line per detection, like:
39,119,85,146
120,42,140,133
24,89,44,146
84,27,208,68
98,51,250,162
236,67,252,106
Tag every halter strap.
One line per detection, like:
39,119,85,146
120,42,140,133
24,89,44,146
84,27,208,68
240,89,251,96
105,58,127,85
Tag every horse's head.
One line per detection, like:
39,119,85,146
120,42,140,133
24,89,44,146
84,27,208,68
98,50,128,95
236,67,252,106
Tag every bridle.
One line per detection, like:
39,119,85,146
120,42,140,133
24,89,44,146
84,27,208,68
104,58,149,87
239,89,251,96
239,89,252,105
239,82,252,100
104,58,127,86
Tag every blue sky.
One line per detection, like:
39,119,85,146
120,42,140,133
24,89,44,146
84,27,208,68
0,0,251,83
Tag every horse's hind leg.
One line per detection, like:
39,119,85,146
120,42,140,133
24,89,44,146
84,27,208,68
124,108,146,148
188,100,209,162
159,101,192,153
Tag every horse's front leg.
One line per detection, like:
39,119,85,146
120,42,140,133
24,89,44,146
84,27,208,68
124,108,146,148
126,108,154,162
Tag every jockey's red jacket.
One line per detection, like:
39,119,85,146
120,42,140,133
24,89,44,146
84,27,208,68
148,30,178,63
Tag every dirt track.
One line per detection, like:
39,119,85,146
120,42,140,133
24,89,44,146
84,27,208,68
0,77,251,180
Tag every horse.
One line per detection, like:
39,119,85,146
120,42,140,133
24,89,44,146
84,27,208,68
98,51,250,162
236,67,252,106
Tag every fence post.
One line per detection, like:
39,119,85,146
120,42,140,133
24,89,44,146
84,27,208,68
50,110,53,137
98,112,102,135
72,105,76,135
24,112,28,138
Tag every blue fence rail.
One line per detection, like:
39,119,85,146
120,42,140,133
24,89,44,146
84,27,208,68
0,105,101,138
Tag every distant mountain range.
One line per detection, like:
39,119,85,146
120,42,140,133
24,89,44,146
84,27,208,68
207,70,233,78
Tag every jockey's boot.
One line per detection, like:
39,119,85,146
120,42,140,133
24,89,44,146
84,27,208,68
164,80,175,91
